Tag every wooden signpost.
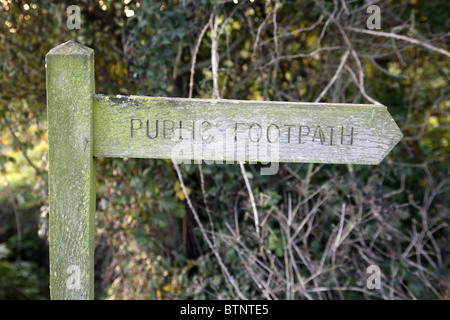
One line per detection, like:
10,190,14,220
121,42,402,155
46,41,402,299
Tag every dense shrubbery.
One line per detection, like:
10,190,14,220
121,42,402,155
1,0,448,299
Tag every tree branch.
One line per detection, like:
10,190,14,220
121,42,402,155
345,27,450,58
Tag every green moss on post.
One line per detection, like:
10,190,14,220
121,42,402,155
46,41,96,299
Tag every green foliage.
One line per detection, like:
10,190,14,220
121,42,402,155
0,258,42,299
0,209,49,299
127,1,188,94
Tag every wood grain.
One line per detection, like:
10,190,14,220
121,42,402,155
47,41,96,299
93,95,403,165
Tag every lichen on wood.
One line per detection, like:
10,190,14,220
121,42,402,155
93,95,403,165
46,41,96,300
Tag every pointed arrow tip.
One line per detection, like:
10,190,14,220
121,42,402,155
377,119,403,165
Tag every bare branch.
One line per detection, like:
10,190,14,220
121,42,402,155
3,114,41,176
315,49,350,102
173,161,248,300
345,27,450,58
189,8,216,99
239,162,260,239
210,12,221,99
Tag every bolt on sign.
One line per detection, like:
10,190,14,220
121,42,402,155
46,41,402,299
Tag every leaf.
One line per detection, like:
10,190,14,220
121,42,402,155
99,198,109,210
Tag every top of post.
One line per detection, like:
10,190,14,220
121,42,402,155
47,40,94,57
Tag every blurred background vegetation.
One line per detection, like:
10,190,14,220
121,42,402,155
0,0,449,299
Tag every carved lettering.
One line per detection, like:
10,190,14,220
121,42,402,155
299,125,310,144
130,119,142,138
284,125,296,143
146,120,158,139
163,120,174,139
330,127,334,145
129,119,356,146
201,121,212,142
267,124,280,143
249,123,262,143
312,126,325,145
341,126,354,145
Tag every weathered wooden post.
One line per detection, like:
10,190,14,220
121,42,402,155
46,41,97,299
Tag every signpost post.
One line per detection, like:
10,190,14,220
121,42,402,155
46,41,402,299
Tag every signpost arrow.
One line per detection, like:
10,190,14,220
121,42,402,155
93,94,403,165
